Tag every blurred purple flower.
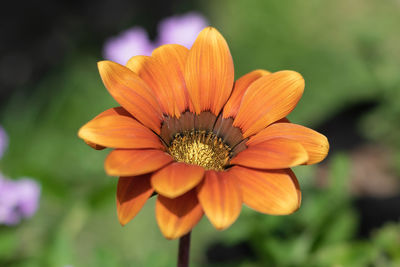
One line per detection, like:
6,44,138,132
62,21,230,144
156,12,208,48
14,178,41,217
103,12,208,64
0,175,41,225
103,27,155,65
0,126,8,159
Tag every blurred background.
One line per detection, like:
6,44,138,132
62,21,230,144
1,0,400,266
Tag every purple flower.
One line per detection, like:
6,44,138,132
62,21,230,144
103,27,155,65
14,178,41,217
156,12,208,48
103,12,208,64
0,175,40,225
0,126,40,225
0,126,8,159
0,175,19,225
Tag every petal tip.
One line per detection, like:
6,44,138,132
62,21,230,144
159,228,188,240
212,221,235,231
272,193,301,215
286,198,301,214
98,60,127,77
97,60,112,71
77,125,90,141
196,26,226,45
273,70,305,90
318,135,330,162
283,70,305,88
104,166,116,176
77,126,85,139
203,26,217,32
117,209,130,226
280,70,304,79
306,133,330,165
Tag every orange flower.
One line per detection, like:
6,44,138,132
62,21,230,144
78,27,329,240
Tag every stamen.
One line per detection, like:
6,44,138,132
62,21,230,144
168,130,231,171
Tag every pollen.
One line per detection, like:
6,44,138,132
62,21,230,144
168,130,232,171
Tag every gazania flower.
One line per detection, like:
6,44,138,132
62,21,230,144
78,27,329,240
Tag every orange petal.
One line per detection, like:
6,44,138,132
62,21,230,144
117,175,154,226
78,115,164,149
247,123,329,165
126,45,190,117
229,166,301,215
196,170,242,230
223,69,270,119
125,55,148,73
98,61,162,133
83,107,132,150
230,138,309,169
233,71,305,138
156,190,203,240
184,27,234,115
152,44,192,116
151,162,205,198
105,149,173,176
126,56,174,117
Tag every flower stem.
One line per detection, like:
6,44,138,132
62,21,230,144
177,231,191,267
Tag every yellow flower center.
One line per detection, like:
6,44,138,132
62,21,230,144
168,130,231,171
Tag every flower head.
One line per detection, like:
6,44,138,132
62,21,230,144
79,27,329,239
